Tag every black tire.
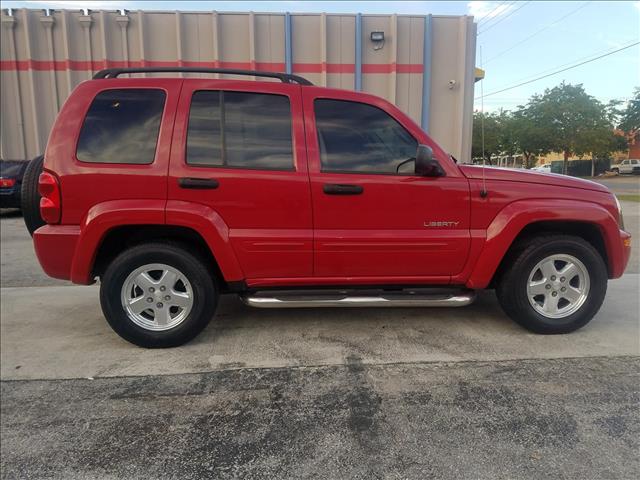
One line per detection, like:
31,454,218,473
496,234,607,334
20,155,45,236
100,243,218,348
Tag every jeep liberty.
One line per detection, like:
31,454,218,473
25,68,631,347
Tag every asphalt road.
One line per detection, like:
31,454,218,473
592,175,640,195
1,175,638,479
2,357,638,479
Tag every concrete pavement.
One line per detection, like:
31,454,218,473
1,275,638,381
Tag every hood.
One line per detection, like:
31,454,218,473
459,165,610,194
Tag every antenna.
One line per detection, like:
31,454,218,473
479,45,488,198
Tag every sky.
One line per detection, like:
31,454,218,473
3,0,639,112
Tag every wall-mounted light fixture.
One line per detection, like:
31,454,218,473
370,31,385,50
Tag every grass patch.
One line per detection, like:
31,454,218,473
617,194,640,202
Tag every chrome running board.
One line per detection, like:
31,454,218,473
241,288,476,309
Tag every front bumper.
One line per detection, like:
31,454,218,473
615,230,632,277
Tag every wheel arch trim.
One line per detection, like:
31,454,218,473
465,199,621,289
164,200,244,282
70,199,244,284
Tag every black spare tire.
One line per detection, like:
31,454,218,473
21,155,45,236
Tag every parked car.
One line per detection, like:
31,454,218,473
25,67,631,347
611,159,640,175
0,160,29,209
531,163,552,174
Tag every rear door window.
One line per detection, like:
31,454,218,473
77,89,166,164
186,91,293,170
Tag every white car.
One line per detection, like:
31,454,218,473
612,159,640,175
531,163,551,174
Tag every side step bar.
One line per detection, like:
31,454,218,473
241,289,476,309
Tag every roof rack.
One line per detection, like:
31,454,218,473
92,67,313,85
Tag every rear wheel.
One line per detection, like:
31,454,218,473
21,155,45,236
496,235,607,334
100,243,218,347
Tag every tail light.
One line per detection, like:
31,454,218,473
0,178,16,188
38,171,61,224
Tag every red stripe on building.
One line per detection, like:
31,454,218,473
0,59,423,74
362,63,424,74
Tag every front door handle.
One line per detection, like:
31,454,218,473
178,177,219,189
323,184,364,195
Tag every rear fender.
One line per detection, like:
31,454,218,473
70,200,165,283
71,199,244,284
465,199,620,289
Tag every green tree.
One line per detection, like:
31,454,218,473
618,87,640,133
497,110,518,159
615,88,640,156
472,111,501,164
523,82,617,174
509,106,553,168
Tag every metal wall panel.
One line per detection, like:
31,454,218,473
0,9,476,162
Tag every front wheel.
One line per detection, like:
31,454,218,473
496,235,607,334
100,243,218,347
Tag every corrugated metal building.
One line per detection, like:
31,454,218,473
0,8,477,162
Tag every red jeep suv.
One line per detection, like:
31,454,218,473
26,68,631,347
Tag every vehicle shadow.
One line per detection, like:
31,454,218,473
188,289,518,359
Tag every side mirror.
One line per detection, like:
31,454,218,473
415,145,445,177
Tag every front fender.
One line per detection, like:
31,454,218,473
465,199,621,289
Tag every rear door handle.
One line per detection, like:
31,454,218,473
323,184,364,195
178,177,219,189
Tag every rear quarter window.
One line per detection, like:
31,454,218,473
76,89,166,164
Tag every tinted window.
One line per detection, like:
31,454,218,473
187,91,293,170
77,89,165,164
314,99,417,174
186,91,222,165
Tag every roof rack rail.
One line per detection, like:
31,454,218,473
92,67,313,85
